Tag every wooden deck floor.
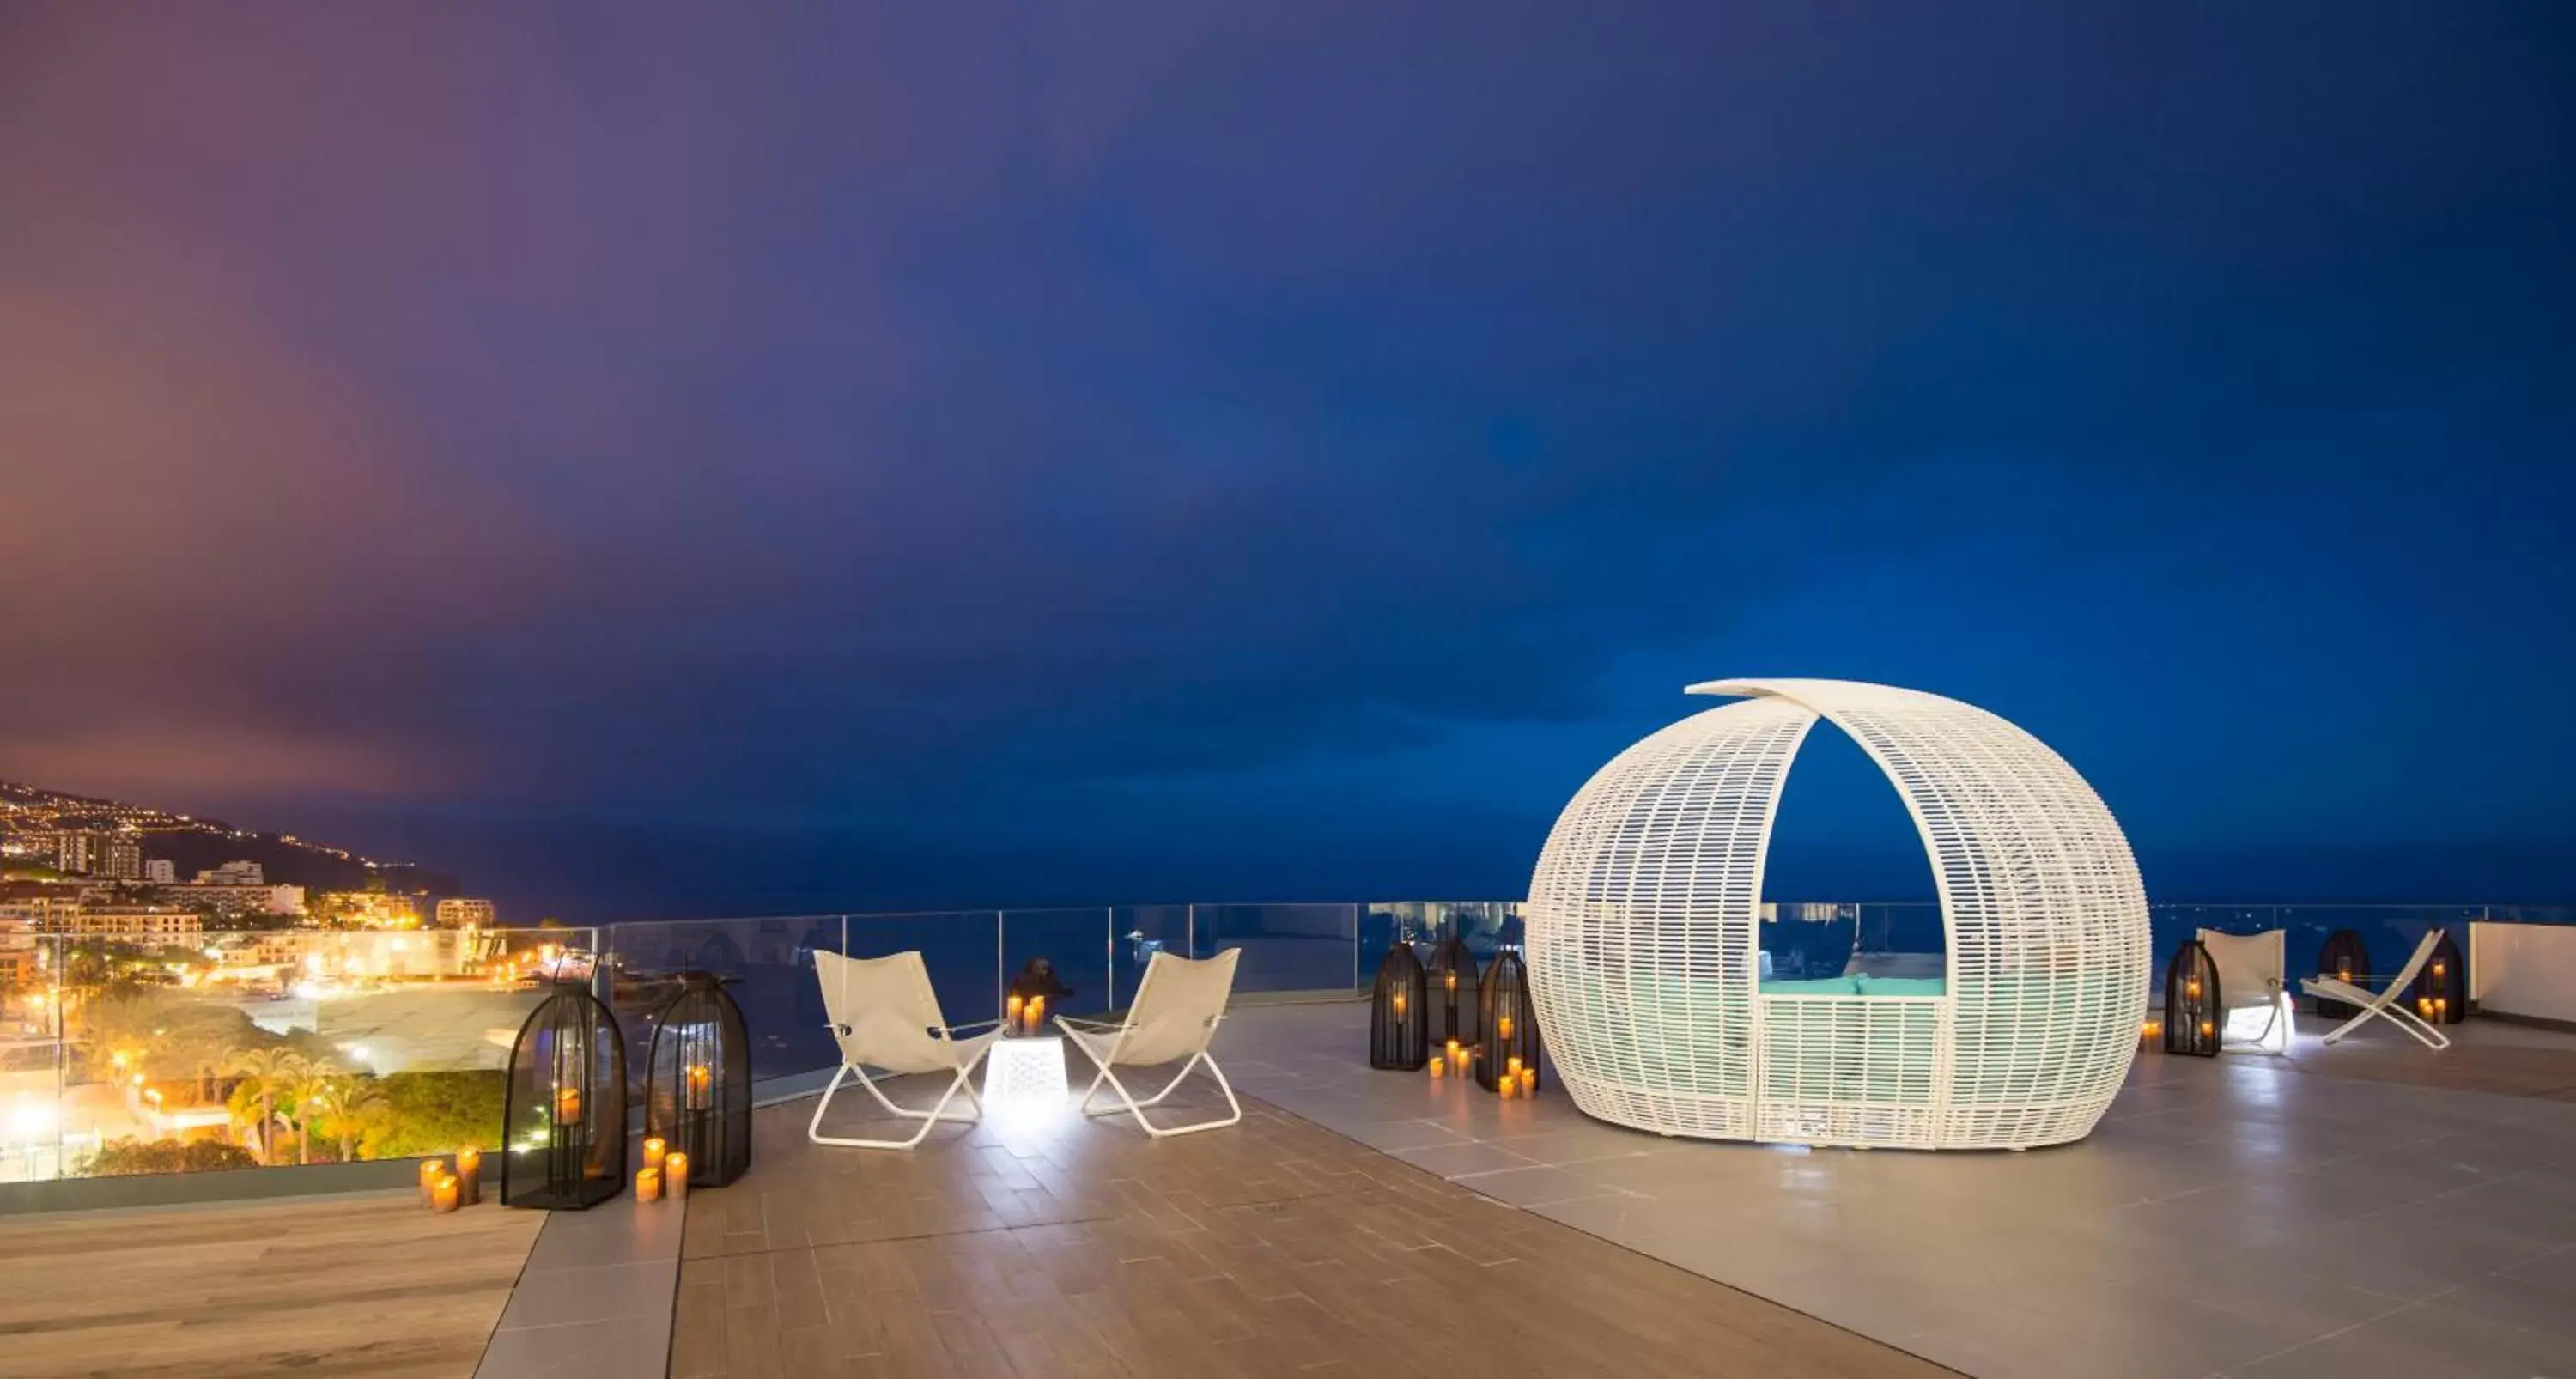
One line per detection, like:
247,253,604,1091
672,1084,1953,1378
0,1190,542,1377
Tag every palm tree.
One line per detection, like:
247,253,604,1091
282,1061,337,1169
282,1062,342,1166
222,1048,308,1164
303,1077,387,1164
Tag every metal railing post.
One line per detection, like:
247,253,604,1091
996,910,1005,1014
1105,907,1116,1010
1187,903,1196,961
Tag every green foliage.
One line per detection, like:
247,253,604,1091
78,1137,260,1177
85,991,270,1099
362,1070,507,1159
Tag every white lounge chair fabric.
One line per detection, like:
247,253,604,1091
1059,948,1242,1138
2196,928,2295,1055
2301,929,2451,1050
807,950,1005,1149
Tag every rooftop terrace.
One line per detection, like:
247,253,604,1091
8,987,2576,1379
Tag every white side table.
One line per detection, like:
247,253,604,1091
981,1035,1070,1113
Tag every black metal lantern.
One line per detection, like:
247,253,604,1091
2162,939,2222,1057
645,971,752,1189
1425,934,1482,1049
2406,930,2466,1027
501,981,628,1209
1369,939,1430,1070
2315,929,2371,1019
1474,947,1542,1093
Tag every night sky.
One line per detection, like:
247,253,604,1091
5,4,2573,922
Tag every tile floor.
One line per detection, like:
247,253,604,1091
475,1185,684,1377
1214,1003,2576,1379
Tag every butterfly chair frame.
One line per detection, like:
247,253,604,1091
808,950,1006,1150
1058,949,1243,1139
2302,929,2452,1051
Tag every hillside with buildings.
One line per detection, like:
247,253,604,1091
0,780,490,967
0,780,461,896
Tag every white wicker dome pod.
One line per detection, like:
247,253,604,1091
1523,677,2149,1151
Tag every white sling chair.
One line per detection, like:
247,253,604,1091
808,950,1006,1149
2197,928,2295,1055
1057,948,1242,1139
2301,929,2452,1050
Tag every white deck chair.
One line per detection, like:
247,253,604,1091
2197,928,2295,1055
2301,929,2451,1050
1057,949,1242,1139
807,950,1005,1149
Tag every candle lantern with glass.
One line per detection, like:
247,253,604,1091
1473,947,1542,1094
1005,958,1072,1037
2405,928,2467,1026
1425,934,1482,1049
645,971,752,1191
2313,929,2372,1020
501,980,628,1209
1369,938,1430,1070
2161,939,2222,1058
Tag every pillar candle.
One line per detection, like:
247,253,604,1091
665,1151,690,1201
432,1175,461,1213
1505,1054,1523,1081
456,1146,482,1207
1006,993,1024,1033
636,1166,663,1202
642,1136,666,1170
1392,989,1406,1018
1519,1067,1537,1095
686,1064,712,1109
1498,1015,1513,1041
1427,1054,1444,1078
554,1085,581,1126
1028,995,1046,1033
419,1157,446,1208
1498,1073,1516,1099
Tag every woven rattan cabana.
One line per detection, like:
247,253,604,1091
1524,677,2150,1151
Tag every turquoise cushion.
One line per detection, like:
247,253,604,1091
1855,975,1947,997
1758,976,1860,995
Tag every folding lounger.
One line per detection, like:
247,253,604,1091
1058,949,1243,1139
2300,929,2451,1051
2197,927,2295,1055
808,949,1005,1148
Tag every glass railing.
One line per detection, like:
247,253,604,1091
3,923,586,1185
4,900,2568,1188
2151,904,2491,993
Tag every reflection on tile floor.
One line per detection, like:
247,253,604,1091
1216,1003,2576,1379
